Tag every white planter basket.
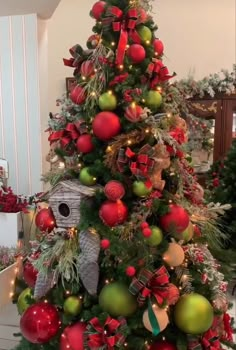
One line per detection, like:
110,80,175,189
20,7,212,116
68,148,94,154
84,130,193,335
0,263,17,310
0,211,35,248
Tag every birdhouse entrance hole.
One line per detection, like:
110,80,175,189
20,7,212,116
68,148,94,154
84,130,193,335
58,203,70,218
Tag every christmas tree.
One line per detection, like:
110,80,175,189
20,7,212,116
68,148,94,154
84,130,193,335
207,139,236,250
14,1,235,349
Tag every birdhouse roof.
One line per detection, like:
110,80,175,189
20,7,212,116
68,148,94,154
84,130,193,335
45,180,98,199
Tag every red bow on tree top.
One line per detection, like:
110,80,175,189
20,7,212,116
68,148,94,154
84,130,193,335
85,316,127,350
103,7,144,65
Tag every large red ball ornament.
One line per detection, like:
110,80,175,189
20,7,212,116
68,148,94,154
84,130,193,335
91,1,106,20
99,200,128,227
70,85,86,105
127,44,146,64
150,340,177,350
23,261,38,288
159,204,189,233
80,60,94,78
20,302,60,344
35,208,56,233
104,180,125,201
76,134,94,154
60,322,86,350
153,38,164,56
125,104,144,123
92,112,121,141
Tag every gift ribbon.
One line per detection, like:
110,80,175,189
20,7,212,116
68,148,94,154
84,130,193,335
129,266,170,306
148,299,161,336
86,316,126,349
187,329,221,350
104,7,142,65
48,121,87,148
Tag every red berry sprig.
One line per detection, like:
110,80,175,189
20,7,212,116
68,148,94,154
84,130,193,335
140,222,152,237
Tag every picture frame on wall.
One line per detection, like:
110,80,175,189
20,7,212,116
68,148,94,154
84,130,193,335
66,77,76,94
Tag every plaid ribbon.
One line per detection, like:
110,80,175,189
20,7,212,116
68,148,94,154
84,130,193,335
63,44,87,72
187,329,221,350
117,144,155,180
48,121,87,148
146,59,176,88
129,266,170,306
85,316,127,350
123,88,142,102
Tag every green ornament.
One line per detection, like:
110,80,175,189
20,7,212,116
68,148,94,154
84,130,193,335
145,90,162,112
17,288,34,315
137,25,152,43
174,293,214,334
99,92,117,111
63,296,82,316
145,226,163,246
99,282,137,317
79,167,97,186
173,222,194,242
132,180,152,197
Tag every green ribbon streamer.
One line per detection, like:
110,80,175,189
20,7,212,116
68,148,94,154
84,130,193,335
148,299,160,336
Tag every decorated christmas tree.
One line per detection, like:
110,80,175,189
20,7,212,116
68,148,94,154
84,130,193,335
14,1,235,349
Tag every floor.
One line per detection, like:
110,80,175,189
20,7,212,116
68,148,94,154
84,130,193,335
0,294,235,350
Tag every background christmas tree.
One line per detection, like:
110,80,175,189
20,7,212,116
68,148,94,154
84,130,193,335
13,1,235,349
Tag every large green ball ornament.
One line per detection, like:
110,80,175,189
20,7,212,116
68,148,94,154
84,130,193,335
173,222,194,242
137,25,152,43
99,282,137,317
17,288,34,315
174,293,214,334
145,90,162,112
145,226,163,246
63,296,82,316
79,167,97,186
99,92,117,111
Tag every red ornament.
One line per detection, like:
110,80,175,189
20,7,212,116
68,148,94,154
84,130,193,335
80,61,94,78
91,1,106,20
101,239,110,250
213,177,220,187
23,260,38,288
150,340,177,350
20,302,60,344
99,200,128,227
159,204,189,233
35,208,56,233
70,85,86,105
92,112,121,141
153,38,164,56
167,283,180,305
60,322,86,350
126,266,136,277
104,180,125,201
127,44,146,64
140,222,149,229
76,134,94,154
125,104,144,123
137,8,148,24
142,227,152,237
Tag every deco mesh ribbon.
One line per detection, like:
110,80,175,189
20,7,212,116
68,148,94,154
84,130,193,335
85,316,127,350
187,329,221,350
103,7,142,65
129,266,170,306
48,121,87,148
117,144,155,181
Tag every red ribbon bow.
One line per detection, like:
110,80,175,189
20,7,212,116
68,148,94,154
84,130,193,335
63,45,87,75
129,266,170,306
187,329,221,350
146,60,176,88
109,73,129,87
105,7,142,65
86,316,126,350
123,88,142,102
48,121,87,148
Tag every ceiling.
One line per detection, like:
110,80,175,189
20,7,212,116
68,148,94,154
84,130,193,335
0,0,61,19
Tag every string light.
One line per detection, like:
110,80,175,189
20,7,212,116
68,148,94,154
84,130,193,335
127,139,132,145
58,162,65,169
145,128,150,133
90,91,96,97
82,76,86,81
146,40,150,45
108,90,113,95
119,64,124,70
106,146,112,152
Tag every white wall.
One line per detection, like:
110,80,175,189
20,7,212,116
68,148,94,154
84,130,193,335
0,14,42,194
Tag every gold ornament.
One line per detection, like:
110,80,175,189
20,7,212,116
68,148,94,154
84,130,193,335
143,304,169,333
162,242,185,267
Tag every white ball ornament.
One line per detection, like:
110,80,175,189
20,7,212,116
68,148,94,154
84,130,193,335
143,305,169,334
162,242,185,267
